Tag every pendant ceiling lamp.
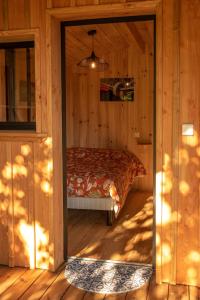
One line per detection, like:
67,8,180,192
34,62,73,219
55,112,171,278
77,30,109,72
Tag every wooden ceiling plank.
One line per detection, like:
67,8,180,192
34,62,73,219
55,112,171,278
126,22,146,53
66,27,92,52
66,33,90,54
67,25,111,57
98,23,129,48
144,22,154,48
134,21,154,50
69,24,110,51
113,23,139,49
66,21,153,66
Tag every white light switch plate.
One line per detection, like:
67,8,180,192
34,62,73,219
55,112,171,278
182,124,194,136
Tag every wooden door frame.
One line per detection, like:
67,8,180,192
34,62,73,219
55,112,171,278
46,0,163,282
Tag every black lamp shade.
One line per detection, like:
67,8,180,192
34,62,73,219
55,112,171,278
77,30,109,72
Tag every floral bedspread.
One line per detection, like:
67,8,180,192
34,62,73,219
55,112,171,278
67,147,146,209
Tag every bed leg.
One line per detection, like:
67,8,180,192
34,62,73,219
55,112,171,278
107,210,114,226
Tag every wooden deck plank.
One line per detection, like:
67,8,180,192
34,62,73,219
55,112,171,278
168,284,189,300
0,267,27,295
147,276,169,300
41,268,70,299
19,264,65,300
126,282,149,299
0,269,43,299
104,293,127,299
0,266,198,300
83,292,106,299
189,286,200,300
62,284,86,299
0,266,15,279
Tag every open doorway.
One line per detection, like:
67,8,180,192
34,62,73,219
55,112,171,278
61,15,156,266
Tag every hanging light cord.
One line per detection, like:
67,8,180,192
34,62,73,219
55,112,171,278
92,33,94,52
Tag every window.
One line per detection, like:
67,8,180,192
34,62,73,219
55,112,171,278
0,41,36,130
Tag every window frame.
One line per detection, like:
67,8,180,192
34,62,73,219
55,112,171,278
0,40,36,131
0,28,42,132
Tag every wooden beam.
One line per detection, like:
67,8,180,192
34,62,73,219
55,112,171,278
47,1,160,19
126,22,146,53
46,0,53,9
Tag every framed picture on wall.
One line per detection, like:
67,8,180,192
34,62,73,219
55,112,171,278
100,77,134,102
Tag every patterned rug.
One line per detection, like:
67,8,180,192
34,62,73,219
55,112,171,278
65,257,153,294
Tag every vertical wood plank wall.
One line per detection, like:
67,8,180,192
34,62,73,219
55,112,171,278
67,43,154,191
0,138,55,270
0,0,64,272
177,0,200,286
0,0,200,287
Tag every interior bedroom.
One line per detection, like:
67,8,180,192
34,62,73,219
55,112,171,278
65,18,155,266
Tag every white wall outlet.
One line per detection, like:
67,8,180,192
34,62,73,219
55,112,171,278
134,132,140,138
182,124,194,136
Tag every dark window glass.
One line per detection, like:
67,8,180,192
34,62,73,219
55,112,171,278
0,41,35,130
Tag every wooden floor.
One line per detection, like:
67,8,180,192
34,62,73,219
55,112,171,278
68,191,153,264
0,265,199,299
1,192,198,299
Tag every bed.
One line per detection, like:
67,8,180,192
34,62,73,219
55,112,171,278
67,147,146,225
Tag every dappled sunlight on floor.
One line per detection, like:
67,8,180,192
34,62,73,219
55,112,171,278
68,191,153,264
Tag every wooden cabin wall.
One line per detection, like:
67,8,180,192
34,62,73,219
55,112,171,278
66,43,154,191
157,0,200,287
0,139,54,269
0,0,64,272
177,0,200,285
0,50,6,120
0,0,200,288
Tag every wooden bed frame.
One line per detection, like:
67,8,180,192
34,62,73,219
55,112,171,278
67,196,117,225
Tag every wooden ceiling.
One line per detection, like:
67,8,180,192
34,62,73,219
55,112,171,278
65,21,154,65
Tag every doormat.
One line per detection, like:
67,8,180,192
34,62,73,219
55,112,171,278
65,257,153,294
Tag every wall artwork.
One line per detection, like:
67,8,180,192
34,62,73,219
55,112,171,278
100,77,134,102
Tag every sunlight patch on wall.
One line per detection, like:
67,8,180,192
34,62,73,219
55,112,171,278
21,144,32,156
0,141,55,270
35,158,53,195
179,181,190,196
18,220,35,269
43,137,53,156
156,168,182,226
12,155,28,178
187,251,200,263
34,137,53,197
187,267,198,286
17,219,52,269
41,180,53,195
162,172,172,195
156,233,160,247
156,196,171,226
162,243,171,264
35,222,49,269
156,196,181,226
182,131,199,147
0,179,11,196
11,198,26,217
2,162,12,180
15,190,25,199
179,149,189,165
